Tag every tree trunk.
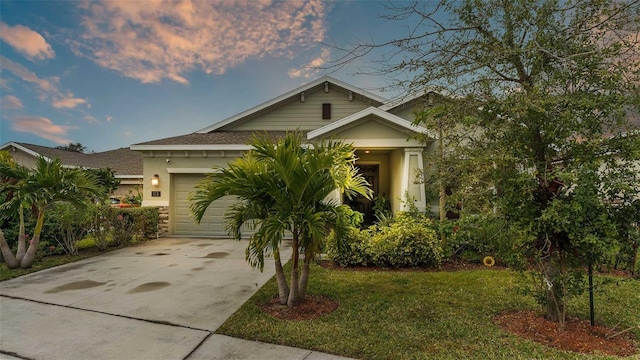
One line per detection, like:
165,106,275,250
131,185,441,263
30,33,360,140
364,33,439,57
0,229,19,269
540,251,565,326
19,210,44,269
298,247,312,299
287,232,301,308
438,127,447,247
15,207,26,262
273,247,289,305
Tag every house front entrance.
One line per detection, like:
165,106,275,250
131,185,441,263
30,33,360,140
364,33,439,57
349,164,379,225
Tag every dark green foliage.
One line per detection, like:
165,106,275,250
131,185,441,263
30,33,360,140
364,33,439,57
609,199,640,276
326,227,370,267
446,214,524,267
55,142,87,153
47,203,93,256
327,212,443,268
85,168,120,199
368,212,442,267
109,207,159,245
111,211,134,246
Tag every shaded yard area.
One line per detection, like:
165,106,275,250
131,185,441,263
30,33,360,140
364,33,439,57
217,263,640,360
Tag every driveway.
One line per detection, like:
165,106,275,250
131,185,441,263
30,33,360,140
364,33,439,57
0,238,352,360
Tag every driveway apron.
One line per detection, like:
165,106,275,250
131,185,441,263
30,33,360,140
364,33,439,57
0,237,353,360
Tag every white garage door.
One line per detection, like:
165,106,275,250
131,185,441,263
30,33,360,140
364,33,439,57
172,174,243,237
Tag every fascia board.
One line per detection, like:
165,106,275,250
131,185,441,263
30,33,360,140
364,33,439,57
307,107,430,139
166,168,222,174
0,141,51,161
115,175,144,179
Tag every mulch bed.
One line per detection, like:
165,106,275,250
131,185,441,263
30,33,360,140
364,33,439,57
261,295,339,320
495,310,638,357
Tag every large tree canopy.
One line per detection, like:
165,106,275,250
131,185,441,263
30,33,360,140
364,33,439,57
332,0,639,324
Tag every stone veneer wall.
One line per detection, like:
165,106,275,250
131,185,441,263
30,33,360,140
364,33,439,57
156,206,169,238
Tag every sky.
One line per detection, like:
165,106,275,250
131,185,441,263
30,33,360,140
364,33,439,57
0,0,419,152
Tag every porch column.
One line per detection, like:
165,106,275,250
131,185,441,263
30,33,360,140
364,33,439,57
401,148,426,212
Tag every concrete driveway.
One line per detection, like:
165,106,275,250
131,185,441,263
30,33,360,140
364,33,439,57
0,238,353,360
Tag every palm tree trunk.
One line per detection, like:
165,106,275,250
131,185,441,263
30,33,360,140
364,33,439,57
20,210,44,269
273,247,289,305
298,247,312,299
287,232,301,308
15,207,26,262
0,229,19,269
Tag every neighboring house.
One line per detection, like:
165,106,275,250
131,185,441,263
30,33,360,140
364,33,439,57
131,76,442,237
0,142,143,197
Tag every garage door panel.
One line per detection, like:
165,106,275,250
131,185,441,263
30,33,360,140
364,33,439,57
172,174,249,236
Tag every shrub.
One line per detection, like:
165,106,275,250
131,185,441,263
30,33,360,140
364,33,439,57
368,212,442,267
47,203,93,256
446,213,523,267
326,227,372,267
91,203,112,251
327,211,443,268
109,207,159,245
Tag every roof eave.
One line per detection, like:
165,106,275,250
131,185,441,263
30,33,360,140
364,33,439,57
130,144,253,151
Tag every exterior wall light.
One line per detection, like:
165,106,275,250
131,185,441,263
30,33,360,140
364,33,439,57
151,174,160,186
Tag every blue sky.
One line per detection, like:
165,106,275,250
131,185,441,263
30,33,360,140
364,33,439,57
0,0,421,152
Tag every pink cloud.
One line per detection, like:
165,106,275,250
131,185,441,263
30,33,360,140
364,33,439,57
53,95,87,109
10,115,76,144
1,56,56,92
289,48,330,79
0,22,55,60
1,95,24,109
73,0,327,84
1,56,89,110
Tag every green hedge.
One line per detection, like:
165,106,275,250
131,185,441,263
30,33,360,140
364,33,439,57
327,212,443,268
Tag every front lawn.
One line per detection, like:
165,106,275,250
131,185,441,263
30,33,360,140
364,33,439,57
217,264,640,360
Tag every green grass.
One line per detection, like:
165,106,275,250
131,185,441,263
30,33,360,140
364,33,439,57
217,264,640,360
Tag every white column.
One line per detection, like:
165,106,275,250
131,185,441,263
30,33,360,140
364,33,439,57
401,148,426,212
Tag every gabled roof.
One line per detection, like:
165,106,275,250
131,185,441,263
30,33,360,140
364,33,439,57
196,75,387,133
379,87,450,112
1,142,143,177
307,107,432,140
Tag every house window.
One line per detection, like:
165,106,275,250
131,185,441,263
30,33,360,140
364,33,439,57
322,103,331,119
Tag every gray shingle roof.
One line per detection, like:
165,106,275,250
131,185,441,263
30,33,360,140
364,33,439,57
133,131,292,146
15,143,142,176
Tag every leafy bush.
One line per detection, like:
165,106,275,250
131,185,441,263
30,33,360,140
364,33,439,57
368,212,442,267
327,211,442,268
47,203,93,256
109,207,159,245
326,227,371,267
91,203,112,251
446,213,523,267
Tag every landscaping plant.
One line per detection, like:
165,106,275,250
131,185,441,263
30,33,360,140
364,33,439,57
331,0,640,324
0,157,102,268
190,131,371,307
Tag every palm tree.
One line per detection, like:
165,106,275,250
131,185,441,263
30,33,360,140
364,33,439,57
191,132,371,307
0,157,102,269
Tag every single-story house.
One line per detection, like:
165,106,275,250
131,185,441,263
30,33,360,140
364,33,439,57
0,142,143,197
131,76,442,237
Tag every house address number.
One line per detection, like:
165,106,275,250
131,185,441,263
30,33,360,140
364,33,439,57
151,191,161,197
